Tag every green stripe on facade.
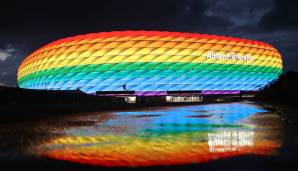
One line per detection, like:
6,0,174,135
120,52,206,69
18,62,282,85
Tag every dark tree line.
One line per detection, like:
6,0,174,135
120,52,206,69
256,71,298,102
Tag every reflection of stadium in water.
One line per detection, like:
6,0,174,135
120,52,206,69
34,102,281,167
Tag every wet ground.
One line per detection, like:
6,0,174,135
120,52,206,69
0,101,297,170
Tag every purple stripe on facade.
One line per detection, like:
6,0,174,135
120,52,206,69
95,90,252,96
135,91,167,96
201,90,241,95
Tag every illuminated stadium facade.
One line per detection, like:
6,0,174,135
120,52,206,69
17,31,283,97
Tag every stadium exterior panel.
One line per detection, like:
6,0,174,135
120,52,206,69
17,31,283,96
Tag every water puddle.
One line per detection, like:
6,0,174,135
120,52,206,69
30,102,282,167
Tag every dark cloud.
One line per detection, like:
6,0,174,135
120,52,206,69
0,43,25,86
0,0,297,86
0,0,207,33
259,0,298,31
206,0,273,27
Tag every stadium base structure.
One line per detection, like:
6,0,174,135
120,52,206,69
95,90,256,103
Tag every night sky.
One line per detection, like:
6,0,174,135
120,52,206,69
0,0,297,86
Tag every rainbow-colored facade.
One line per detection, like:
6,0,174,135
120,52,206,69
17,31,283,95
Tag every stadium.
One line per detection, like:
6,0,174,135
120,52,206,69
17,31,283,102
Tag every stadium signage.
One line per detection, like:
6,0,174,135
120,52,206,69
205,51,253,61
